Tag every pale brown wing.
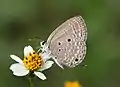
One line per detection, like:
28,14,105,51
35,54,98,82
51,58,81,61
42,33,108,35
46,16,87,68
47,16,87,45
49,34,86,67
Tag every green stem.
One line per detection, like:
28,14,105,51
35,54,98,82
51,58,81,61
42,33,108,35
28,77,34,87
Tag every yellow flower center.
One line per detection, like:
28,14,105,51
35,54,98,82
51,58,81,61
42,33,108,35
23,51,43,71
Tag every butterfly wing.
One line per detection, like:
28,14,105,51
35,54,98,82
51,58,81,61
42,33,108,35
47,16,87,44
46,16,87,68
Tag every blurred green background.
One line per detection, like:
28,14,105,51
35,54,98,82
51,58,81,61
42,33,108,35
0,0,120,87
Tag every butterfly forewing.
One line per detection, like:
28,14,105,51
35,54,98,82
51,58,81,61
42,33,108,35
47,16,87,45
46,16,87,68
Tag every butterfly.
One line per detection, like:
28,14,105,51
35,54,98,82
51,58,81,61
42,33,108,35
40,16,87,69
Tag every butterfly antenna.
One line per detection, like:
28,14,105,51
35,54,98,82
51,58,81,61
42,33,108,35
28,37,43,41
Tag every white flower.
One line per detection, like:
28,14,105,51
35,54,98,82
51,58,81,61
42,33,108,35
10,45,54,80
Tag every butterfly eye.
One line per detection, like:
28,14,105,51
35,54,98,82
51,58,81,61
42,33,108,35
41,41,46,45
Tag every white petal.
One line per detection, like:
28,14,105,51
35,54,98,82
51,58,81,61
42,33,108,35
10,63,29,76
24,45,34,57
38,61,54,71
41,52,51,62
10,55,23,64
34,71,46,80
